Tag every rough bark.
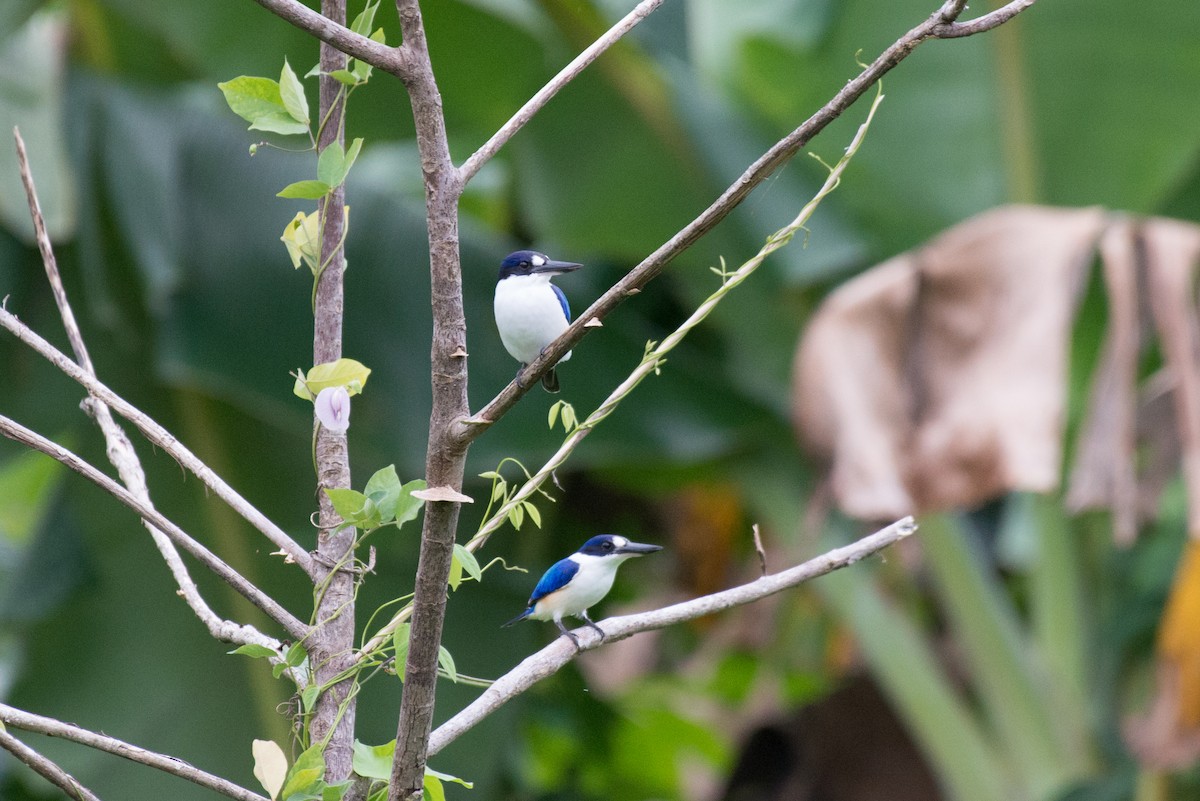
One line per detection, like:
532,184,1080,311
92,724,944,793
387,1,468,797
309,0,358,783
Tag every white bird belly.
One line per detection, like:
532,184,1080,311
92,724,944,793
494,277,572,365
530,567,618,622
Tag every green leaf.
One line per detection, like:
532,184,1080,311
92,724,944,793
453,544,482,583
230,643,277,660
324,488,377,527
447,552,464,591
508,503,524,530
364,464,402,523
426,767,473,790
351,58,372,83
547,401,561,430
392,479,427,529
349,0,379,36
423,773,445,801
392,623,411,681
301,685,320,714
285,641,307,668
293,358,373,400
490,480,507,503
317,142,345,188
280,745,326,800
342,138,364,184
351,738,395,781
277,180,332,199
279,58,310,124
317,139,364,189
478,470,502,480
281,210,321,272
322,781,353,801
438,646,457,682
218,76,286,124
330,69,359,86
249,111,310,137
522,502,542,529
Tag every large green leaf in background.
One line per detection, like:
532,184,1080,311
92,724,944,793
0,0,1199,798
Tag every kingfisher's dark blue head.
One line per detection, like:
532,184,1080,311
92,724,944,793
576,534,663,558
498,250,583,281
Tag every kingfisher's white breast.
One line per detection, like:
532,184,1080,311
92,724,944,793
494,274,572,366
530,554,621,622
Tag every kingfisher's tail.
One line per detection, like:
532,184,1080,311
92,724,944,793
541,368,560,393
503,608,533,628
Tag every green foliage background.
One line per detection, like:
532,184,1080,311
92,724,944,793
1,0,1199,799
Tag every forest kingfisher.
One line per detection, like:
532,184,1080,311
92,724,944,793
503,534,663,647
493,249,582,393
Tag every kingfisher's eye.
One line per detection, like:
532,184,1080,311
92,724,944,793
603,542,613,551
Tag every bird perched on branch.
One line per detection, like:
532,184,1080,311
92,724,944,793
493,249,582,393
504,534,663,647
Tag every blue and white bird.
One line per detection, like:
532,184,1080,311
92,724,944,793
504,534,663,646
493,249,582,393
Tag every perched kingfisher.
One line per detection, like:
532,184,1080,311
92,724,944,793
504,534,663,647
493,249,582,393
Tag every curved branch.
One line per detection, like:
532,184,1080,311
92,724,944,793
0,308,315,576
0,704,267,801
0,728,102,801
0,414,306,643
249,0,412,77
458,0,664,184
427,517,917,755
454,0,1040,440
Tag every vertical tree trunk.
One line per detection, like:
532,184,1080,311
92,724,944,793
389,1,469,797
310,0,357,782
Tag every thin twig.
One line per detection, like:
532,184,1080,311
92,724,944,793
454,0,1040,439
752,524,767,577
249,0,411,77
0,704,268,801
427,517,917,755
0,307,315,575
0,413,306,643
458,0,664,184
0,728,102,801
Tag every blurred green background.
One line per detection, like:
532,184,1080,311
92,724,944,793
1,0,1200,799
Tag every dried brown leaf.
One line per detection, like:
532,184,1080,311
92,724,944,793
795,205,1107,518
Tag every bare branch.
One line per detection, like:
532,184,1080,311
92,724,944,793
458,0,664,184
12,125,304,653
249,0,411,77
0,307,315,575
454,0,1040,439
427,517,917,755
0,704,268,801
0,728,102,801
932,0,1037,37
0,413,306,643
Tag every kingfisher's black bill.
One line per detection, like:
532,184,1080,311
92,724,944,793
531,260,582,275
616,541,663,555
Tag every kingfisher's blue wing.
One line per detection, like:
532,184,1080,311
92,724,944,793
552,283,571,323
529,557,579,604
